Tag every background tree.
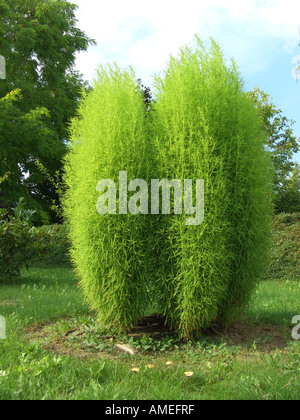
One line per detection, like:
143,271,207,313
248,87,300,212
273,163,300,213
0,88,56,218
0,0,95,223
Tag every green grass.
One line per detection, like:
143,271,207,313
0,266,300,400
246,279,300,325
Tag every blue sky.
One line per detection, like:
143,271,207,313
73,0,300,163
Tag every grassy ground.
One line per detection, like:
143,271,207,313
0,266,300,400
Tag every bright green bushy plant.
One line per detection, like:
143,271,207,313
151,38,272,337
64,39,272,339
63,65,154,329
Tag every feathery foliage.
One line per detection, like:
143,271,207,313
151,38,272,338
64,38,272,339
63,65,153,329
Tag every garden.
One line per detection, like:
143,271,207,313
0,213,299,400
1,0,300,402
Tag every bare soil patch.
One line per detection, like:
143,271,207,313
208,320,289,352
127,314,174,337
0,300,17,307
25,314,291,360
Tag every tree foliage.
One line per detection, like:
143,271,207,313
0,0,95,222
274,163,300,213
248,87,299,203
0,89,58,214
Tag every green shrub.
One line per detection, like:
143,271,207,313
266,213,300,280
29,224,71,267
274,189,300,214
151,38,272,337
0,194,69,278
64,39,272,338
0,209,33,283
64,65,153,328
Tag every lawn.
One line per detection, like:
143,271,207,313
0,266,300,400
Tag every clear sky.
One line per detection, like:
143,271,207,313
73,0,300,163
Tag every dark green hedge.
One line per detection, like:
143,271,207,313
28,224,71,267
266,213,300,280
0,211,33,283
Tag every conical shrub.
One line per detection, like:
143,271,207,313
63,65,154,329
63,38,272,339
151,38,272,338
